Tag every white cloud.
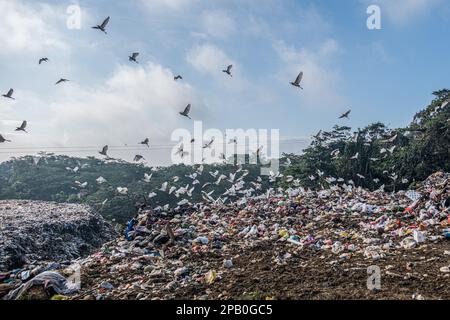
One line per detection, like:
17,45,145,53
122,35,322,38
49,63,199,144
201,9,236,38
0,0,67,55
186,43,235,76
0,63,206,164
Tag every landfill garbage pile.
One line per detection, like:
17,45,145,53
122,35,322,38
0,200,116,273
2,173,449,300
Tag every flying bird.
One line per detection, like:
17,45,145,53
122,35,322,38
222,65,233,77
15,121,28,133
0,134,11,143
2,89,15,99
92,16,110,34
99,145,109,157
179,104,192,119
39,57,49,65
134,155,145,162
203,138,214,149
290,71,304,89
140,138,150,148
174,75,183,81
55,78,69,85
175,143,189,158
129,52,139,63
339,110,351,119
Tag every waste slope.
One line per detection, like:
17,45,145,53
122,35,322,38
0,200,116,272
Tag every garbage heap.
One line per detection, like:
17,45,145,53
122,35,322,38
2,173,450,300
0,200,116,273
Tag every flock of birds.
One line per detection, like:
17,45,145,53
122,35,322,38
5,14,444,212
0,15,353,158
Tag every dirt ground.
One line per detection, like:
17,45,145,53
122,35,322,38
175,241,450,300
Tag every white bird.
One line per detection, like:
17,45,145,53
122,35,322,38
209,170,219,178
202,182,212,189
143,173,152,183
159,182,168,192
179,104,192,119
169,186,177,195
285,175,294,183
99,145,108,157
2,88,15,100
317,169,324,177
203,138,214,149
339,110,351,119
325,177,336,184
96,176,107,184
356,174,365,179
175,143,189,158
284,158,292,167
133,155,145,162
75,181,88,188
117,187,128,195
129,52,139,63
148,192,157,199
140,138,150,148
55,78,69,85
389,173,398,181
172,176,180,182
381,134,397,143
351,152,359,160
15,121,28,133
331,149,340,158
186,172,198,180
290,71,304,89
222,64,233,77
215,174,227,185
92,16,110,34
177,199,190,206
309,175,316,181
373,178,380,183
387,146,396,154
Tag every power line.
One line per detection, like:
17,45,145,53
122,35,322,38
0,139,311,154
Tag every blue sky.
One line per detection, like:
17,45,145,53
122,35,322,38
0,0,449,164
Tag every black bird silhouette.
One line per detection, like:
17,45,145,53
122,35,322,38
140,138,150,148
39,57,49,65
339,110,351,119
99,145,109,156
179,104,192,119
0,134,11,143
129,52,139,63
92,16,110,34
174,75,183,81
15,121,28,133
2,89,15,99
290,71,304,89
134,155,145,162
55,78,69,85
222,65,233,77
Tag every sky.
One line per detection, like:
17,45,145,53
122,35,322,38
0,0,449,165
